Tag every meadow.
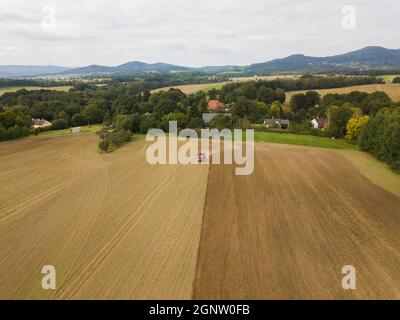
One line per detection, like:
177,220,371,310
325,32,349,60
380,74,400,84
28,125,103,139
254,131,356,150
0,86,72,96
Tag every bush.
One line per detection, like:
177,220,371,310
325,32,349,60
359,108,400,170
71,114,88,127
0,123,7,141
392,77,400,84
346,116,369,141
98,129,133,153
99,140,110,152
208,115,233,130
7,125,27,139
114,114,142,132
0,110,17,128
51,119,69,130
326,105,353,138
139,116,160,134
187,117,204,129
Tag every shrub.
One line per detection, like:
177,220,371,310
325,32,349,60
346,116,369,142
139,116,160,134
7,125,26,139
392,77,400,84
0,123,7,140
114,114,142,132
98,129,133,153
326,105,353,138
99,140,110,152
71,114,88,127
51,119,69,130
359,108,400,170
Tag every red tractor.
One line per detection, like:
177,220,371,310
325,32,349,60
198,153,206,163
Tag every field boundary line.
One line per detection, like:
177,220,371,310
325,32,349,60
191,162,211,300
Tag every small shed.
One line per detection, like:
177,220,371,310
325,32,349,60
264,119,290,130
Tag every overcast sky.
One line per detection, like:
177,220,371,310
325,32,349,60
0,0,399,67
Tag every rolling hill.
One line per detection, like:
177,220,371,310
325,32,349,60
245,47,400,73
0,65,72,77
2,46,400,77
60,61,190,76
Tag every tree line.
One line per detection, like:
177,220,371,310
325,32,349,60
0,75,398,169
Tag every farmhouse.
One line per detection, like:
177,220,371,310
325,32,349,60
311,117,327,129
264,118,290,130
208,100,224,111
32,118,52,129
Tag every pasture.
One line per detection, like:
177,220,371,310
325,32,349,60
254,131,356,150
0,86,72,96
380,74,400,84
28,125,103,140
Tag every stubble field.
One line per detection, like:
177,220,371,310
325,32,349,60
0,135,208,299
286,83,400,102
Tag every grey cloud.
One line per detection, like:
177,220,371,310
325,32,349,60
0,0,398,66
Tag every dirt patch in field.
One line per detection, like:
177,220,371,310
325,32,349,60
193,143,400,299
0,135,208,299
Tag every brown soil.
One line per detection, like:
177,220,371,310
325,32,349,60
0,135,208,299
1,136,400,300
193,143,400,299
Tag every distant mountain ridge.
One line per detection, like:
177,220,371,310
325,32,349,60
246,47,400,73
58,61,190,76
2,46,400,77
0,65,72,77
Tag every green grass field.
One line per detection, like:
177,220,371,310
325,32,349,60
338,149,400,197
29,125,103,140
0,86,72,96
200,83,227,93
380,75,400,84
254,131,356,150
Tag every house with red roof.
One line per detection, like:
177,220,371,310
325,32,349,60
208,100,224,111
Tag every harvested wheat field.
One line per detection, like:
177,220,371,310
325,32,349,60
1,135,400,300
193,143,400,300
286,84,400,102
0,134,208,299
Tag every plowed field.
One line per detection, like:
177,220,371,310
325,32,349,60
1,135,400,299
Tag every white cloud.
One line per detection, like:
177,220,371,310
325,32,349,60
0,0,398,66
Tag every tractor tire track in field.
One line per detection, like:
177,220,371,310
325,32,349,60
0,135,208,300
55,164,182,298
2,134,400,300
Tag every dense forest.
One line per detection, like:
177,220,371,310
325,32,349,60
0,75,398,168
